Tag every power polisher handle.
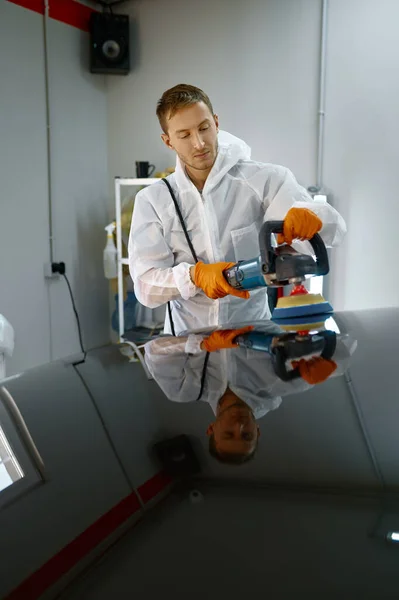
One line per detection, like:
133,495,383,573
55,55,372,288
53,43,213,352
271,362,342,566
319,330,337,360
259,221,284,275
272,330,337,382
259,221,330,277
308,233,330,277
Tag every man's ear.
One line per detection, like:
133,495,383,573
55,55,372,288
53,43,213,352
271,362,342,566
206,423,215,437
214,114,219,132
161,133,173,150
257,426,261,438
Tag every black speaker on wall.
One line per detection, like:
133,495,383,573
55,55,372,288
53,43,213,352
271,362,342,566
90,12,130,75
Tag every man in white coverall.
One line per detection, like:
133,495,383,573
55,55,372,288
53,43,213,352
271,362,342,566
128,84,346,335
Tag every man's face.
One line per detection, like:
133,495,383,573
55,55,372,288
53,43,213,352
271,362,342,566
161,102,219,173
207,390,260,458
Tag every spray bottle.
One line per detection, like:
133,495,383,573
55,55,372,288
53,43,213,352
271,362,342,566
104,222,118,279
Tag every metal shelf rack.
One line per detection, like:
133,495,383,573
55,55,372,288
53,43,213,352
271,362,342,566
114,177,159,376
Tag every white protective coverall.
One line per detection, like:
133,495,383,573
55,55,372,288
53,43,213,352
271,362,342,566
144,320,357,420
129,131,346,335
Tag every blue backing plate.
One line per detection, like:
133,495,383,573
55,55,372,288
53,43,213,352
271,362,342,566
272,301,333,320
272,312,333,327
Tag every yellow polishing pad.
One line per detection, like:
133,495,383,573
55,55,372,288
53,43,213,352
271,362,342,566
278,321,325,332
275,293,326,309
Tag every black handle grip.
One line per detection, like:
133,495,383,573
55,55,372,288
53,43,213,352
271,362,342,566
320,330,337,360
259,220,329,277
272,348,302,381
272,331,337,382
259,221,284,274
307,233,330,276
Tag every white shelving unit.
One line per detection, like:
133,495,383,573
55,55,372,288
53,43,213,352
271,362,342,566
114,177,159,377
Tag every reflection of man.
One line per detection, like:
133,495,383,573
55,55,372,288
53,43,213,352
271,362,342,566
144,323,356,464
207,388,261,464
129,84,346,334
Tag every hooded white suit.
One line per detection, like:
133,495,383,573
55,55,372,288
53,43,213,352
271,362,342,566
129,131,346,334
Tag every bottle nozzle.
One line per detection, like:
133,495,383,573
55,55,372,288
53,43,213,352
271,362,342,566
105,222,116,237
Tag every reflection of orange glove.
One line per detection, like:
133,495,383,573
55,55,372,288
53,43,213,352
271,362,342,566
292,357,337,385
193,262,250,300
202,326,254,352
277,207,322,245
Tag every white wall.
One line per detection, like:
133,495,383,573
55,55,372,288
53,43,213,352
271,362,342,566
108,0,399,312
324,0,399,310
0,2,110,376
46,15,110,361
0,5,51,374
107,0,319,182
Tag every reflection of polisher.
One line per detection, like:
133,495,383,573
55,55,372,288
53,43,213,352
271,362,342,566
224,220,330,289
235,329,337,382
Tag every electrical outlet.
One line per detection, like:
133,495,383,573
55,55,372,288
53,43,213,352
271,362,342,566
44,263,59,279
44,262,66,278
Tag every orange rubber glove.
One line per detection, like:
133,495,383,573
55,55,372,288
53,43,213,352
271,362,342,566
202,326,254,352
292,357,337,385
277,207,323,246
193,262,250,300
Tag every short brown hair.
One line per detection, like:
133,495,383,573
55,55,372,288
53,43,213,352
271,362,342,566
156,84,214,133
208,434,258,465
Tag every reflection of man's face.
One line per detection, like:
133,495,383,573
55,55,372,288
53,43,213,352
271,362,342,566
161,102,219,174
207,390,260,458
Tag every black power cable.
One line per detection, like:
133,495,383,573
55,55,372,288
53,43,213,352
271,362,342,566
51,262,86,360
62,274,86,359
